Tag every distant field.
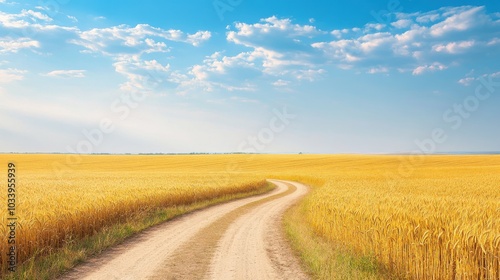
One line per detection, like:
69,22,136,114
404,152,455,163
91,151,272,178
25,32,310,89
1,154,499,279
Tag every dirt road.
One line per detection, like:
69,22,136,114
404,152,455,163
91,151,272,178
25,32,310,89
60,180,309,280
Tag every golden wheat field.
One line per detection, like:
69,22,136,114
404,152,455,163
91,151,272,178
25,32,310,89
296,155,500,279
1,154,499,279
0,154,269,274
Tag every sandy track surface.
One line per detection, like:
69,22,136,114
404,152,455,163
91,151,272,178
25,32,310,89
59,180,309,280
208,180,309,280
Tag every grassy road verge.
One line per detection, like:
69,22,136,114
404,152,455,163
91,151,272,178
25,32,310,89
283,186,395,280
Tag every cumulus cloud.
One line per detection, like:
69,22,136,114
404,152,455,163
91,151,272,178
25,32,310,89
429,6,489,37
415,13,440,23
412,62,447,75
432,40,475,54
182,7,499,92
186,16,327,91
174,51,260,93
71,24,210,56
0,37,40,53
177,16,327,92
228,16,321,41
113,57,173,92
312,6,499,73
67,24,212,93
0,8,210,95
364,23,386,31
458,77,475,86
227,16,322,57
391,19,412,29
0,9,52,28
1,5,498,96
0,8,81,55
43,70,86,78
458,71,500,86
294,68,326,81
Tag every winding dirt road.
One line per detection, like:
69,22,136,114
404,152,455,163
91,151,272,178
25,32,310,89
60,180,310,280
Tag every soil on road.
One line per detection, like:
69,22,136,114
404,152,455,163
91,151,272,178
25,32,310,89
60,180,309,280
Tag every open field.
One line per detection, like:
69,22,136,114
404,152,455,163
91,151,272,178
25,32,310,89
286,155,500,279
1,154,500,279
0,154,270,278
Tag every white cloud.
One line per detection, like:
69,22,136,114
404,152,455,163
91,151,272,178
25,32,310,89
458,77,475,86
66,24,212,94
71,24,211,56
228,16,321,41
313,6,498,73
312,31,395,64
34,6,49,11
43,70,86,78
0,68,26,83
416,13,440,23
364,23,385,31
391,19,412,29
224,16,324,79
331,30,342,38
184,7,498,90
432,40,475,53
487,38,500,46
294,69,325,81
429,6,488,37
112,57,174,92
412,62,447,75
457,71,500,86
176,50,261,93
0,5,498,97
359,32,394,52
0,9,52,28
273,79,291,87
0,37,40,53
187,31,211,46
181,16,327,92
367,66,389,74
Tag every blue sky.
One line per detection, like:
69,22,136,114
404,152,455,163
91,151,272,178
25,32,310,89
0,0,499,154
